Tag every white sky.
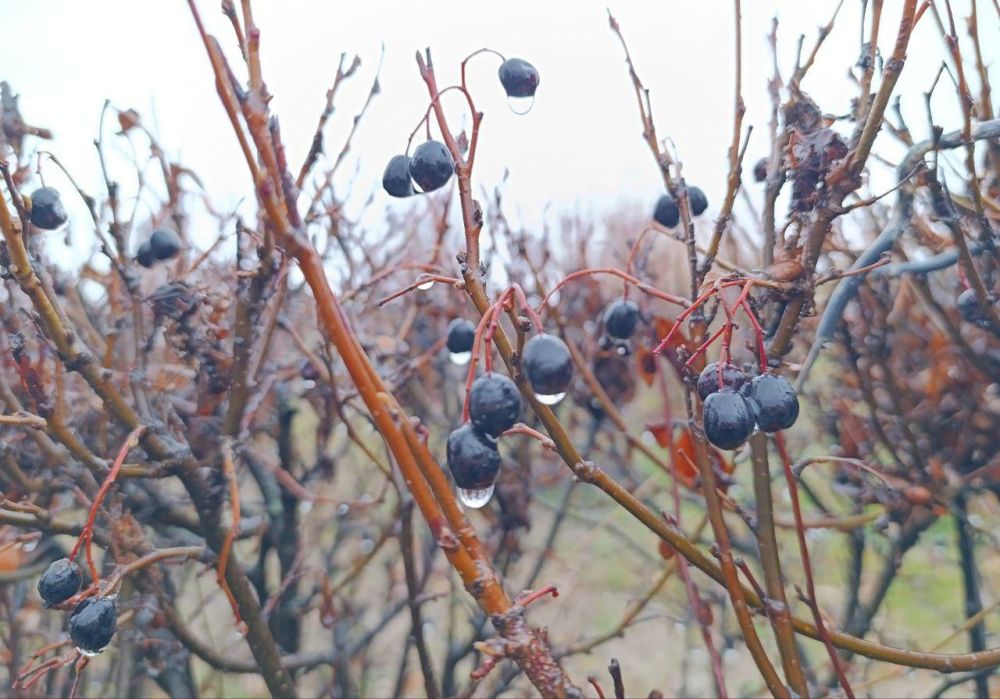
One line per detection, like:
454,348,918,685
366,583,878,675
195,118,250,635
1,1,996,265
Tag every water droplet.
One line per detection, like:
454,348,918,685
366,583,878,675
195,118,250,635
616,345,628,356
337,503,350,517
536,392,566,406
449,350,472,366
298,500,314,516
457,484,495,509
507,95,535,115
360,537,375,554
77,647,104,658
417,280,435,291
21,540,38,552
235,621,249,637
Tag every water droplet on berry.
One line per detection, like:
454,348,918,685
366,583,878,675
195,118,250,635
448,350,472,366
457,484,495,509
417,280,435,291
535,391,566,406
507,95,534,115
616,345,628,356
77,647,104,658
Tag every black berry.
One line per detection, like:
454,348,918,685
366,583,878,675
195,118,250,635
603,298,639,339
69,596,118,654
408,141,454,193
136,241,156,268
498,58,540,98
703,390,755,450
150,228,181,260
37,557,82,608
29,187,68,230
687,187,708,216
382,154,415,198
446,318,476,354
753,158,768,183
957,288,993,327
696,362,748,400
447,423,501,490
653,194,679,228
744,372,799,432
469,372,522,439
522,333,573,397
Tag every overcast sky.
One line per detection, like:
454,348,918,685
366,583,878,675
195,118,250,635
2,1,996,265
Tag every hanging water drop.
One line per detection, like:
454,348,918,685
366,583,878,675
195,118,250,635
457,484,495,509
77,647,104,658
507,95,535,115
417,279,435,291
535,392,566,406
448,350,472,366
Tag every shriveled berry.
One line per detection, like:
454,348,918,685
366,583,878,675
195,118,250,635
150,228,181,260
603,298,639,339
37,558,82,607
29,187,68,230
69,596,118,654
446,318,476,354
498,58,540,98
382,154,415,198
696,362,748,400
703,390,755,450
136,241,156,268
753,158,768,183
447,424,501,490
469,373,522,439
653,194,679,228
409,141,454,193
687,186,708,216
522,333,573,397
744,372,799,432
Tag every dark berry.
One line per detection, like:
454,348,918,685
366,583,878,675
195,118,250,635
29,187,68,230
446,423,501,490
744,372,799,432
382,154,415,198
469,372,522,439
37,558,82,607
149,228,181,260
603,298,639,339
136,241,156,268
498,58,540,98
957,288,994,327
687,186,708,216
69,596,118,653
446,318,476,354
653,194,679,228
409,141,454,193
522,333,573,397
696,362,748,400
703,390,755,450
753,158,768,183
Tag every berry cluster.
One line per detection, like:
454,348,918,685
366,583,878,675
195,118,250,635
652,186,709,228
698,362,799,450
37,557,118,656
136,228,182,268
28,186,69,230
382,54,538,198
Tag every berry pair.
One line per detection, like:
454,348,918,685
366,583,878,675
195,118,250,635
698,363,799,450
652,186,709,228
382,141,454,197
37,558,118,655
136,228,181,268
447,372,521,508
